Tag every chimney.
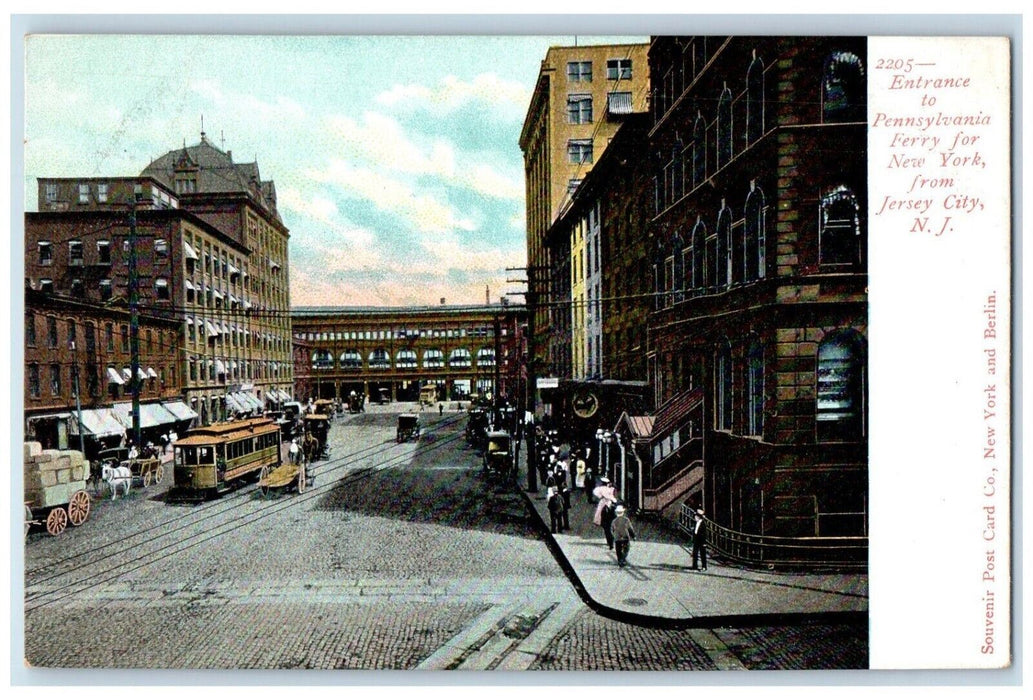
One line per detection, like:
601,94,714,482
485,285,490,305
440,297,446,305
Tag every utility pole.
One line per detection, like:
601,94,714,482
129,200,142,447
507,265,538,493
71,340,85,457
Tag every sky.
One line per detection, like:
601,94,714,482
22,33,645,308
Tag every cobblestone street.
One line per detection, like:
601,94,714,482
23,407,866,672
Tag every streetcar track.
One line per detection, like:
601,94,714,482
25,412,467,578
25,413,485,612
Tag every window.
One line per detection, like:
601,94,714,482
567,60,592,82
121,325,129,352
85,322,96,353
71,279,84,297
38,242,52,265
146,329,153,353
155,278,170,300
67,320,77,350
567,94,593,124
746,336,765,437
746,54,765,144
819,185,863,268
155,239,168,257
606,58,632,80
105,323,114,352
78,183,90,204
716,204,732,288
339,349,363,369
744,184,767,281
97,183,108,203
449,348,472,369
423,348,445,369
44,184,58,203
692,115,706,187
476,348,495,367
567,139,593,164
823,51,866,123
97,240,111,264
717,86,733,167
39,279,53,294
26,315,36,347
50,364,61,396
28,364,40,398
690,219,706,290
368,348,390,369
567,179,583,197
395,349,418,369
715,341,732,431
47,317,58,348
100,279,113,301
817,330,867,442
69,241,84,265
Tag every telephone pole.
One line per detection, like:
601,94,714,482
129,200,142,447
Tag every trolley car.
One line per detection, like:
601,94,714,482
166,417,282,503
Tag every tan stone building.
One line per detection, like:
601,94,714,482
519,42,650,407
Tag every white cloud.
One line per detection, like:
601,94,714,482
277,185,376,248
375,73,530,113
324,112,455,178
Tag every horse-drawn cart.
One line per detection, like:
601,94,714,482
24,442,92,537
396,414,421,442
303,414,331,460
257,461,307,498
127,456,164,487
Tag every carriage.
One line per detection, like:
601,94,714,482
303,414,331,460
483,431,514,486
24,443,92,537
257,460,308,498
396,414,421,442
347,392,364,413
166,417,282,502
314,399,335,417
466,408,489,448
377,387,391,405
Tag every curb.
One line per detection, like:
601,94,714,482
516,485,868,631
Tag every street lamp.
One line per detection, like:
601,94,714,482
595,428,604,476
601,430,615,487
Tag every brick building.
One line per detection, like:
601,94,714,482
24,289,191,455
643,37,868,566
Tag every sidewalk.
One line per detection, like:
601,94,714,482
517,451,868,627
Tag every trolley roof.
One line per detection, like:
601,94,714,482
174,417,279,446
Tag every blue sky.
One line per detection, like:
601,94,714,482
23,33,644,307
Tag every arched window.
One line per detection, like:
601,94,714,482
823,51,866,123
449,348,472,369
716,203,732,288
692,114,706,187
746,336,764,437
368,348,390,369
671,231,685,303
746,54,765,144
476,347,496,367
744,183,767,281
311,350,334,370
423,348,444,369
717,86,733,167
715,340,733,431
395,349,418,369
690,218,706,291
819,185,863,268
816,330,866,442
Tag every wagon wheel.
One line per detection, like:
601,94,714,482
259,464,273,499
25,504,32,539
143,468,153,488
46,507,68,536
154,464,165,484
67,490,91,527
296,467,307,494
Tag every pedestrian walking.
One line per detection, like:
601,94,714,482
692,508,708,571
547,486,563,534
611,505,636,566
574,452,586,489
593,478,618,549
560,485,571,531
288,438,301,466
439,403,444,416
160,432,169,454
583,461,596,503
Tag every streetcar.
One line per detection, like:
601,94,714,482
166,417,282,502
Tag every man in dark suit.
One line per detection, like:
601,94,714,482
692,508,708,571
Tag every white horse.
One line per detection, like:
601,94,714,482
101,463,133,500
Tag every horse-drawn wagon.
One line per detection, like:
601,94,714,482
303,414,331,460
257,460,308,498
483,431,514,487
396,414,421,442
24,442,91,537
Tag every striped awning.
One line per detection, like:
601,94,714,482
107,367,124,385
146,367,158,378
215,359,227,375
183,240,199,261
607,91,634,115
162,400,198,422
205,321,219,337
72,408,126,439
184,279,195,291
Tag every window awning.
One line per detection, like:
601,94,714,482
162,400,198,422
185,280,195,291
607,91,634,115
215,359,227,375
205,321,219,336
228,263,240,276
225,393,244,413
110,402,178,430
214,289,223,300
185,317,195,326
243,300,252,310
72,408,126,439
279,389,292,402
107,367,125,385
183,240,199,261
146,367,158,378
221,322,230,335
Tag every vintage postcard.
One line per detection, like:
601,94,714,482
12,18,1013,682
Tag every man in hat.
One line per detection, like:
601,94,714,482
611,504,636,567
692,507,708,571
